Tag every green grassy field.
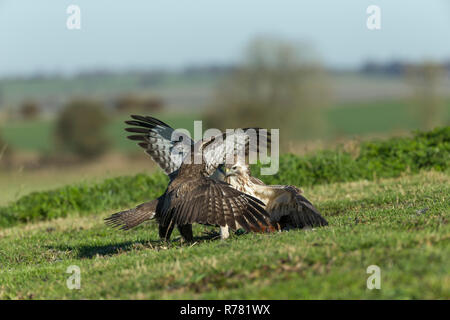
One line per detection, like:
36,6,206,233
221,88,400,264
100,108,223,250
327,100,449,136
1,112,200,153
0,170,448,299
2,100,449,153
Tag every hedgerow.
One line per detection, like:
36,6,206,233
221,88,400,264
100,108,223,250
253,126,450,186
0,172,168,227
0,127,448,228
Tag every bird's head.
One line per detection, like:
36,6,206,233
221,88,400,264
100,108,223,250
223,161,250,179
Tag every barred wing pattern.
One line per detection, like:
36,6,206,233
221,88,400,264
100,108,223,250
126,115,271,177
157,179,274,233
104,199,158,230
264,185,329,229
125,115,193,175
199,129,271,175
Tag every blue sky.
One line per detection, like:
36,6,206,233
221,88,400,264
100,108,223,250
0,0,449,77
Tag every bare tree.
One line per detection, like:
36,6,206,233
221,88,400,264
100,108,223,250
55,99,110,159
205,36,331,146
20,100,41,120
115,94,164,114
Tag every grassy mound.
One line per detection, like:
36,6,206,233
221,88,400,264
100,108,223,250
0,171,448,299
0,173,168,227
0,127,448,228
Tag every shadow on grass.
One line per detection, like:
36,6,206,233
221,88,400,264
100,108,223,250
47,231,222,259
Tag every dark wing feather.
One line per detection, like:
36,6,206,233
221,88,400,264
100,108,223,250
125,115,194,176
158,178,273,232
105,199,158,230
290,191,328,227
266,185,328,229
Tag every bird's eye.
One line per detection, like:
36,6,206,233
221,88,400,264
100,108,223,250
232,165,237,170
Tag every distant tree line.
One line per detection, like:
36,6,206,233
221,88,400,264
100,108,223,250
114,94,164,113
360,60,450,76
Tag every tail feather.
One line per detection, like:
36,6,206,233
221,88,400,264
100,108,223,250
105,199,158,230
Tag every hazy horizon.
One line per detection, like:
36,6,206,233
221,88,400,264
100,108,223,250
1,0,450,77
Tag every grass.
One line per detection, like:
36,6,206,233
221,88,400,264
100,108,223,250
0,171,168,227
0,153,157,206
0,119,54,152
2,100,449,153
2,127,448,227
0,170,448,299
256,127,449,186
327,100,435,136
0,127,448,299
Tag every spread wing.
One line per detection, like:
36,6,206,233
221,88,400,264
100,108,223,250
157,178,275,233
104,199,158,230
125,115,193,176
264,185,328,229
199,128,271,175
125,115,271,177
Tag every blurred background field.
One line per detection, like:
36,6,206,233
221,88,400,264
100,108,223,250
1,68,449,205
1,1,450,205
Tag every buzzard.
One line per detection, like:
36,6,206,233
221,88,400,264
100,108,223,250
105,115,273,241
220,161,328,232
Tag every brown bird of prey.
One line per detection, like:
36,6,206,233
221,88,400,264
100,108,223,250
219,160,328,233
105,115,273,241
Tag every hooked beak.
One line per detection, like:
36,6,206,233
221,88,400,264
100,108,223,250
224,167,234,177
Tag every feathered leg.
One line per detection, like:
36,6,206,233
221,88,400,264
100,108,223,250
220,226,230,239
178,224,194,242
159,222,175,241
